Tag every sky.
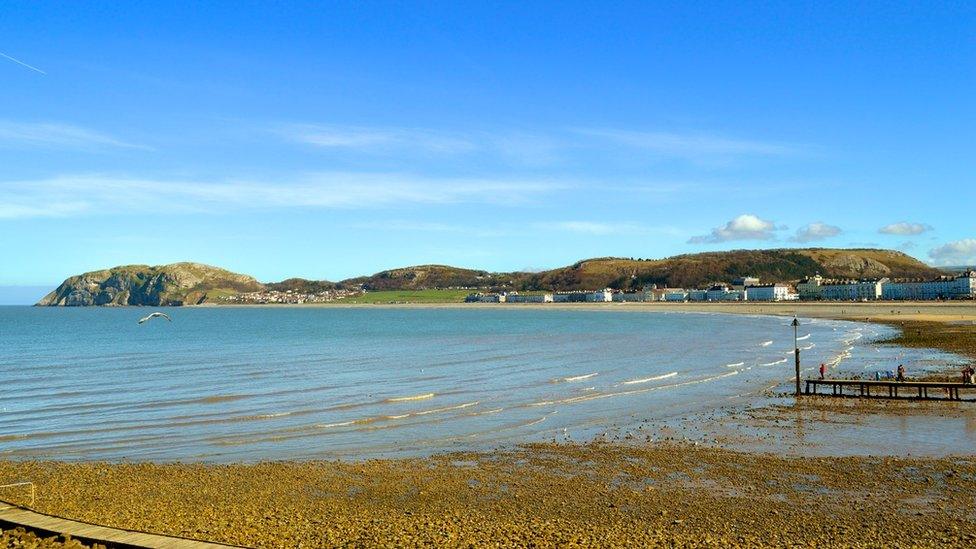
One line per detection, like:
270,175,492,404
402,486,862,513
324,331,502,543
2,1,975,302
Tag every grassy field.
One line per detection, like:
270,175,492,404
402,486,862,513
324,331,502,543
336,289,472,304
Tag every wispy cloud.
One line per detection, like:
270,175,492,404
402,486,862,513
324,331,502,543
879,222,933,236
789,222,842,243
0,172,567,219
347,220,511,238
572,128,797,159
278,122,798,165
928,239,976,266
688,214,784,244
278,124,477,154
0,51,46,75
0,122,151,151
535,221,678,236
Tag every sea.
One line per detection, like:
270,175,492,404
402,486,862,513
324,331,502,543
0,306,967,462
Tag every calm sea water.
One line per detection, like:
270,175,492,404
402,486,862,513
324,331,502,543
0,306,963,462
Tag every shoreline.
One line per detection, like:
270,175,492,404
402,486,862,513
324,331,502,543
4,303,975,546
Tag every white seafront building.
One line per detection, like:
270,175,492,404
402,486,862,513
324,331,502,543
796,275,885,301
705,285,744,302
796,270,976,301
882,270,976,300
744,283,797,302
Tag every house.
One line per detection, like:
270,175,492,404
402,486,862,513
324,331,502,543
585,288,614,302
706,285,744,301
796,275,824,300
664,289,688,302
731,276,760,291
687,289,708,301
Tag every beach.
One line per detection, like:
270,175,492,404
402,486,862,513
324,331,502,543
2,302,974,547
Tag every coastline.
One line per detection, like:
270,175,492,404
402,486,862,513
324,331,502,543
3,302,974,547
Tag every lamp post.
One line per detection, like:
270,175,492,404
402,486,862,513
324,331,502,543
792,316,801,396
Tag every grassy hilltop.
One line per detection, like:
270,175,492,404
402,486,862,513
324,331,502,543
347,248,942,293
37,249,944,305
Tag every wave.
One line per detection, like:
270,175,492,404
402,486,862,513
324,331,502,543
724,361,745,368
385,392,435,403
555,372,598,383
760,340,773,347
531,371,739,408
800,343,816,351
796,334,811,341
239,411,292,421
314,420,356,429
759,358,788,367
622,372,678,385
414,401,479,416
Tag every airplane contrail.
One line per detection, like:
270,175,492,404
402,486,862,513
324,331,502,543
0,51,46,75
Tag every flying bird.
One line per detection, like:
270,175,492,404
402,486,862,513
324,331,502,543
138,312,172,324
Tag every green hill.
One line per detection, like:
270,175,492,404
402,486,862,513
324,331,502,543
344,249,943,292
343,265,521,291
520,248,944,291
38,249,946,305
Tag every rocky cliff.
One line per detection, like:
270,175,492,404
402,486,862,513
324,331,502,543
37,263,264,306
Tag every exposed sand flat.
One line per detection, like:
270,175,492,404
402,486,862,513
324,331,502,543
2,444,975,548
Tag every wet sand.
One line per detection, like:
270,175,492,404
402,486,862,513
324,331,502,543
2,302,974,547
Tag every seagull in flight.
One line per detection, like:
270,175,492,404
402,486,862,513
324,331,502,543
138,312,172,324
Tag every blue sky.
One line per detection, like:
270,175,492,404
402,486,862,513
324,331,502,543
2,1,975,299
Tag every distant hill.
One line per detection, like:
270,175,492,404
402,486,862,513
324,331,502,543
520,248,944,291
345,249,944,292
38,249,946,305
265,278,339,293
343,265,521,291
37,263,264,306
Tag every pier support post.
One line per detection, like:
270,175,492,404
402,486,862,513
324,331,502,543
792,317,801,397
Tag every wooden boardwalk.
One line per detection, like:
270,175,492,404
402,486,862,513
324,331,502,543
0,499,246,549
804,379,975,401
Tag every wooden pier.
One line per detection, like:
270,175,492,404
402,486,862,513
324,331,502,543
804,379,975,401
0,499,245,549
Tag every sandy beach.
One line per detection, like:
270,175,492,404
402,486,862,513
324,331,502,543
2,302,975,548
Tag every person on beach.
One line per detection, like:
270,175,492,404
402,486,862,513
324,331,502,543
897,364,906,382
819,363,826,380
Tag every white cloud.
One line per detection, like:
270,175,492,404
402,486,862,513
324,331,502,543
928,239,976,266
879,222,933,236
0,121,150,150
572,128,796,158
279,124,477,154
790,222,842,243
0,172,567,219
688,214,782,244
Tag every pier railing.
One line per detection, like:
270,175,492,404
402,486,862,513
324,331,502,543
805,379,974,401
